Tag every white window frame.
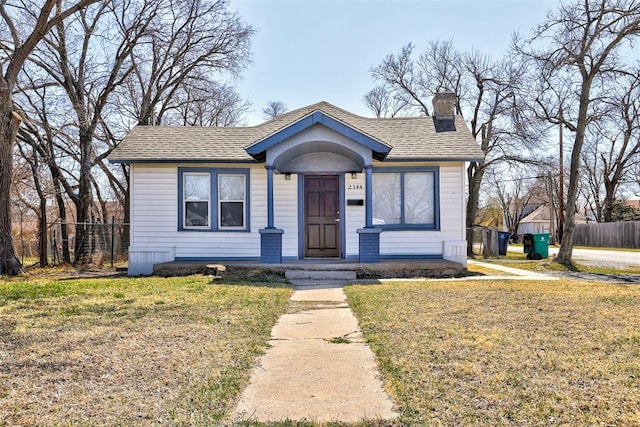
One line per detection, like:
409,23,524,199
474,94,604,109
218,173,247,230
183,172,211,229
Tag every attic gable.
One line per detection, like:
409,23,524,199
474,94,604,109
245,110,391,162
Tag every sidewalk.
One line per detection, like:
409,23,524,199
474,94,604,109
465,259,558,281
232,280,398,423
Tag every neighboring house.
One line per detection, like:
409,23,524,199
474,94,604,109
109,93,484,275
517,205,588,235
517,205,553,235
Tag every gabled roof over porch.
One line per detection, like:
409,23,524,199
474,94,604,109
245,110,391,163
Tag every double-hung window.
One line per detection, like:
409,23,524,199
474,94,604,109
184,173,210,228
372,167,439,230
179,168,249,231
218,174,246,229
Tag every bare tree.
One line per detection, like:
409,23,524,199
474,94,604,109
262,100,287,120
27,0,153,264
516,0,640,264
598,70,640,222
0,0,101,275
362,86,411,118
16,79,76,264
171,82,250,126
118,0,253,126
580,137,606,222
367,40,543,255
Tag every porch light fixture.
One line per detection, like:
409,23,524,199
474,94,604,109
350,172,357,179
285,173,291,180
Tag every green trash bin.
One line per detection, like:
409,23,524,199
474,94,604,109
526,233,549,260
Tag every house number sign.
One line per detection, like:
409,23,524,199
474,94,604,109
347,184,363,190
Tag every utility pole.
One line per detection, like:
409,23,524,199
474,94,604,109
558,107,564,243
548,174,556,245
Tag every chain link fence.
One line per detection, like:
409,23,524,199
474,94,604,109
14,220,129,267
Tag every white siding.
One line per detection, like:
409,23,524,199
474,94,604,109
345,173,366,257
130,163,266,259
273,173,299,258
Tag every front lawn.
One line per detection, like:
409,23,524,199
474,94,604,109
346,280,640,426
0,275,292,425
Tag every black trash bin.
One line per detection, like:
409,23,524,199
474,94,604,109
523,233,533,257
498,231,510,256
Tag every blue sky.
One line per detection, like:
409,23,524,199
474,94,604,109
231,0,561,125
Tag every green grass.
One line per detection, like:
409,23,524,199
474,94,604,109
345,280,640,426
0,274,292,426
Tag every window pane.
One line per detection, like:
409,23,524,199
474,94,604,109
219,175,245,201
404,172,434,224
373,173,401,225
185,174,209,201
185,201,209,226
220,202,244,227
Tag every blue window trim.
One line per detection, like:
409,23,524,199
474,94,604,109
177,167,251,232
372,166,440,231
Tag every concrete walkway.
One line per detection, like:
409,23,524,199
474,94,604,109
232,279,398,423
465,259,558,280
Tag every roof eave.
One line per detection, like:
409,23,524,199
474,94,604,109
108,158,259,164
382,156,485,162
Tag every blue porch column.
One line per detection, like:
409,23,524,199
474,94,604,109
266,165,275,228
260,165,283,263
358,164,381,262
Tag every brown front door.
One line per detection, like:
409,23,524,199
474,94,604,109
304,175,340,257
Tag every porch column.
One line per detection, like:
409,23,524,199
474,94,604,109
260,165,283,263
365,164,373,228
266,165,275,228
358,164,381,262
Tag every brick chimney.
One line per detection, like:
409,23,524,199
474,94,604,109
432,91,457,132
432,91,457,119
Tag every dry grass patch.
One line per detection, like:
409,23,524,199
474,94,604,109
0,275,291,426
345,280,640,426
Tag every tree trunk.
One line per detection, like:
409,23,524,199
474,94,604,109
38,201,48,266
0,88,24,275
30,147,49,267
555,80,592,265
73,129,93,265
466,161,485,256
53,180,71,263
603,180,616,222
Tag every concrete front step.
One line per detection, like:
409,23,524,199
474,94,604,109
285,269,357,281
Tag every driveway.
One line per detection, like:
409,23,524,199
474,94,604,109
508,245,640,268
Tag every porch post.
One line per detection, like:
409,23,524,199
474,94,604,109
365,164,373,228
260,165,283,263
358,164,381,262
266,165,275,229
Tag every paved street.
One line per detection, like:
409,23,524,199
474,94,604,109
509,245,640,267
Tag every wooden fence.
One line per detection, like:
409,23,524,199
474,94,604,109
573,221,640,249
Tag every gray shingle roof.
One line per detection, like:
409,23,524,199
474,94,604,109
108,101,485,163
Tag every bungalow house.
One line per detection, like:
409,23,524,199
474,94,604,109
109,93,484,275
